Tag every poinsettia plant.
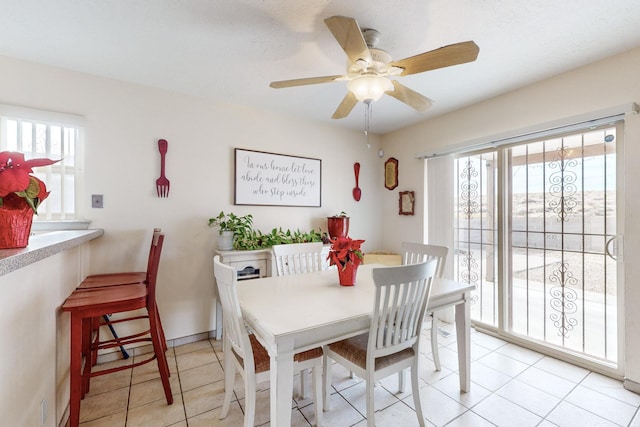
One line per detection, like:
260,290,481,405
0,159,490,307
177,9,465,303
327,236,365,270
0,151,59,214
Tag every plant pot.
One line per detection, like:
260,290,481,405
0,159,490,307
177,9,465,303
327,216,349,240
0,204,34,249
217,230,234,251
337,259,360,286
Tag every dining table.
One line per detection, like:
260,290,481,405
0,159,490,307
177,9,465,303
235,263,475,426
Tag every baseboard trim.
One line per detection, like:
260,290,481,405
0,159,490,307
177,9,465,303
624,378,640,394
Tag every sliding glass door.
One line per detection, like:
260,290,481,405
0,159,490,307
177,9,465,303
453,123,622,369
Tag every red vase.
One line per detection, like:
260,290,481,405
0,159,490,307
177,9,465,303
0,204,34,249
337,259,360,286
327,216,349,239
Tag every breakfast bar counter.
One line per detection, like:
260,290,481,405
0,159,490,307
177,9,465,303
0,229,103,277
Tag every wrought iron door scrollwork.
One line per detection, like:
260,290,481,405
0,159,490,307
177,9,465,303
549,262,579,337
460,160,479,219
459,250,480,304
548,146,578,222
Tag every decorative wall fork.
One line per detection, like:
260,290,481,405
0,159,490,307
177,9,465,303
156,139,170,197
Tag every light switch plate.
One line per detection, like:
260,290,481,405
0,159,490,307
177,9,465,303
92,194,103,208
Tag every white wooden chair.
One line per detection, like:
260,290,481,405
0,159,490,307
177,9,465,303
271,241,326,398
401,242,449,371
213,256,324,427
322,260,437,427
272,242,326,276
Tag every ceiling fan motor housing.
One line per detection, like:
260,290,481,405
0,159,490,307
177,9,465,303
349,47,392,75
362,28,381,48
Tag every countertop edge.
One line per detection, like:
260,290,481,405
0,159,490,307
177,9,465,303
0,229,104,276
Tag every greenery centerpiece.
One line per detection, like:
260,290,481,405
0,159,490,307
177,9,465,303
208,211,323,250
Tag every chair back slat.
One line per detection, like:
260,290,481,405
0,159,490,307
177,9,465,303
213,256,255,373
144,228,162,283
370,260,437,359
272,242,326,276
145,232,165,311
401,242,448,278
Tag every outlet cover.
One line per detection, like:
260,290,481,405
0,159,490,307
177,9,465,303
92,194,103,208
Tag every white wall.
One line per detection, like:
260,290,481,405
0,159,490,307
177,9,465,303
380,47,640,384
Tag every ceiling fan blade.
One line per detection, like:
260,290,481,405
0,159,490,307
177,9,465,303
331,92,358,119
390,41,479,76
270,75,344,89
324,16,372,66
386,81,434,112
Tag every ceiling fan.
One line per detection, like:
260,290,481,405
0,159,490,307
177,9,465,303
270,15,480,119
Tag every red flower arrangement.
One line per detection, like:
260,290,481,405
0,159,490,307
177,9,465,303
327,236,365,270
0,151,58,214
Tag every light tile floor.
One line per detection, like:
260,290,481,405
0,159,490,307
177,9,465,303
77,323,640,426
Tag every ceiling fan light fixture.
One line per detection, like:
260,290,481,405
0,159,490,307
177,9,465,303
347,74,393,103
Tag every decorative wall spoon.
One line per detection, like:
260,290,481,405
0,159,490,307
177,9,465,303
353,162,361,201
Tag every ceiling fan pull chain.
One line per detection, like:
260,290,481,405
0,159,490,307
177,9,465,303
365,101,371,149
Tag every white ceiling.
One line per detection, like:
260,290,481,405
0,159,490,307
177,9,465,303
1,1,639,134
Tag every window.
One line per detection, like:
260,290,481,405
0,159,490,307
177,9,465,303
0,105,84,221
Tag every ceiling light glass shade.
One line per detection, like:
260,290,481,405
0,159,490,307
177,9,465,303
347,75,394,103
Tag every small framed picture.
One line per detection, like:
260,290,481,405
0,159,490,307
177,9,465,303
399,191,415,215
384,157,398,190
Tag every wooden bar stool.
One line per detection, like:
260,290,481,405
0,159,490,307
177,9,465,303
62,232,172,427
75,228,167,360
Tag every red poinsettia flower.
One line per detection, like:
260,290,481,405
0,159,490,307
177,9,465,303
0,151,58,214
327,236,365,270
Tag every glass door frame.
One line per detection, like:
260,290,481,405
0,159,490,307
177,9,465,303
460,122,625,378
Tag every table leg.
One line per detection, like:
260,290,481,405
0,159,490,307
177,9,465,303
215,300,222,340
69,313,83,427
270,350,294,426
455,292,471,392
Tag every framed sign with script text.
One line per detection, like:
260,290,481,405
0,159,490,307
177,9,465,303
234,148,322,207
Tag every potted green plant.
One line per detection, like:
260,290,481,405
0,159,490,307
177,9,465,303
208,211,253,250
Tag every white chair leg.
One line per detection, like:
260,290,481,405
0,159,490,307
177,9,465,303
366,376,376,427
411,362,426,427
322,352,332,411
398,369,406,393
244,375,256,427
220,342,235,419
431,312,442,371
313,363,323,426
300,368,307,399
